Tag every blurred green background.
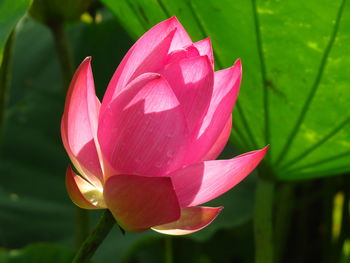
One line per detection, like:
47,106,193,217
0,0,349,262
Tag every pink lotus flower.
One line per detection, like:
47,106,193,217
61,17,267,235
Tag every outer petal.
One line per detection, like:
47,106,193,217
104,174,181,232
170,146,268,207
65,166,105,209
184,59,242,164
201,115,232,161
98,73,189,177
129,30,176,84
152,206,223,235
168,17,192,52
101,17,192,115
193,38,214,66
160,56,214,134
61,57,102,186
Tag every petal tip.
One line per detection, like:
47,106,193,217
80,57,92,69
197,37,212,45
84,56,92,63
204,36,211,42
234,58,242,70
169,16,180,24
164,16,182,29
261,145,269,155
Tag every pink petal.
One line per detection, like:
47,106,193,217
184,59,242,164
98,73,189,177
171,146,268,207
165,38,213,68
193,38,214,66
165,45,200,65
168,17,192,52
152,206,223,235
129,30,176,84
101,17,192,116
61,57,103,185
201,115,232,161
104,174,181,232
65,166,105,209
160,56,214,134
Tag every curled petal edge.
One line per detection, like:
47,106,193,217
152,206,223,235
65,166,106,210
61,57,103,185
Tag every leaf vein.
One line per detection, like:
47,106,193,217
251,0,270,150
275,0,347,166
280,117,350,170
284,150,350,176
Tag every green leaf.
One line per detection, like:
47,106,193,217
0,20,74,248
0,243,79,263
101,0,350,180
0,0,31,65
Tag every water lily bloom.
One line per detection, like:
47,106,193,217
61,17,267,235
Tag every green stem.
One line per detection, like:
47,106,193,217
75,208,91,248
323,178,335,263
72,210,115,263
254,175,275,263
334,175,350,262
274,182,294,262
0,30,16,145
49,22,74,89
165,237,173,263
295,183,311,263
